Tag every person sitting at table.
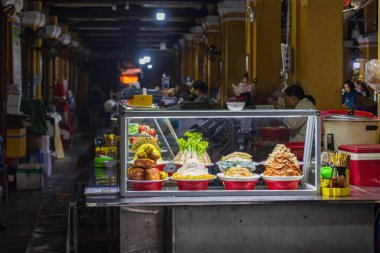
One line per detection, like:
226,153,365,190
282,85,316,142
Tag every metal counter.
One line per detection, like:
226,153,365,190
85,185,380,207
85,186,380,252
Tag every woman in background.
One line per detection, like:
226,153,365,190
342,80,361,108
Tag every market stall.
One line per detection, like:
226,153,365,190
86,107,380,253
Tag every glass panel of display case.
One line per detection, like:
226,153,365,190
120,110,321,197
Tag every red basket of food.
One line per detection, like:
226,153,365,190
217,166,260,190
262,175,303,190
218,174,260,190
171,159,216,190
173,179,212,191
127,179,167,191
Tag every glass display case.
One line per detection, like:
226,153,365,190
119,109,321,197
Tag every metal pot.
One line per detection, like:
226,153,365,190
324,114,379,151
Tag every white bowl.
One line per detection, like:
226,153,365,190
226,102,245,111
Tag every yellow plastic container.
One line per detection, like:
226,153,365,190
321,187,350,197
6,128,26,158
95,146,117,157
131,95,153,107
320,168,350,197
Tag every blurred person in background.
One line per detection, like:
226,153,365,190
342,80,360,108
282,85,316,142
88,84,105,128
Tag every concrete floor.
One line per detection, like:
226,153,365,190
0,131,109,253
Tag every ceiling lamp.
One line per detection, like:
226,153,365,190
125,1,130,10
147,64,153,69
139,58,146,65
160,42,167,50
112,4,117,11
143,56,151,63
156,11,165,21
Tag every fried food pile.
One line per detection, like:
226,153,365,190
127,159,168,181
263,153,303,176
265,144,298,165
220,152,253,162
225,166,254,178
128,144,167,181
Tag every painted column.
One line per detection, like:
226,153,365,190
191,26,204,81
203,15,221,95
218,1,246,107
180,34,195,83
251,0,282,96
290,0,343,110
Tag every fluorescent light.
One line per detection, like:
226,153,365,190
353,62,361,69
160,42,167,50
77,27,120,30
143,3,202,9
143,56,151,63
139,58,146,64
156,12,165,21
147,64,153,69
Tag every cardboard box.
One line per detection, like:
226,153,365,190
16,163,44,190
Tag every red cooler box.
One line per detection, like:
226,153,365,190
338,144,380,186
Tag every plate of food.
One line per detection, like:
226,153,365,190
171,159,216,190
217,166,261,190
217,152,258,171
126,143,169,191
262,145,304,190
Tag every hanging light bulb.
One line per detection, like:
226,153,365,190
124,1,130,10
160,42,167,50
111,4,117,11
156,11,165,21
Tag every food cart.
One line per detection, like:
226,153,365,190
86,108,378,253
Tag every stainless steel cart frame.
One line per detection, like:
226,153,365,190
119,109,321,197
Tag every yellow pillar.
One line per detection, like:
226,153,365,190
29,1,43,99
251,0,282,96
181,34,195,82
203,15,221,95
191,26,206,81
218,1,246,107
35,39,42,99
290,0,343,110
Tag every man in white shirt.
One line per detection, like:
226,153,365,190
283,85,316,142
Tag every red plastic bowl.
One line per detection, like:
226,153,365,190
156,163,165,171
222,180,258,190
131,181,164,191
285,142,305,161
176,180,210,190
264,180,300,190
